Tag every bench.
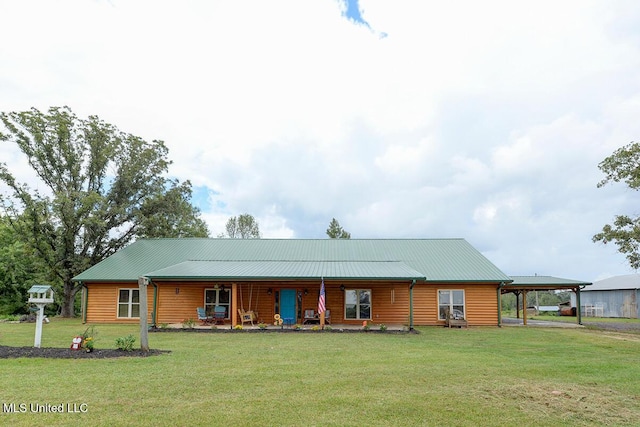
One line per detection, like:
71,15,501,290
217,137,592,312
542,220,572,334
445,308,468,328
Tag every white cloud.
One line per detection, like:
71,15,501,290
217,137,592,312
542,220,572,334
1,0,640,281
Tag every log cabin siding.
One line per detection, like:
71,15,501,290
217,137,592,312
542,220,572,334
464,285,499,326
85,280,499,326
85,282,154,323
413,283,499,326
156,282,205,324
412,284,439,326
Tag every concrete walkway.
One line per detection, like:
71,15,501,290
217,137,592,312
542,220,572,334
502,317,583,328
164,322,406,331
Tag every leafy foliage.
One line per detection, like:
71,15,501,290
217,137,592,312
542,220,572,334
222,213,261,238
0,216,49,314
115,334,136,352
326,218,351,239
593,142,640,269
0,106,209,316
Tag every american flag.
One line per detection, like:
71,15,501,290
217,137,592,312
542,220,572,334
318,278,326,314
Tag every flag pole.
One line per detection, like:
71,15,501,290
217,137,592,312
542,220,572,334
318,277,326,330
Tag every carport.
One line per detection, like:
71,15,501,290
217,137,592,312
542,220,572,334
500,276,592,326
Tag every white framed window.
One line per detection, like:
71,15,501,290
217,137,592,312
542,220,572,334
438,290,465,320
118,289,140,318
345,289,371,320
205,288,230,318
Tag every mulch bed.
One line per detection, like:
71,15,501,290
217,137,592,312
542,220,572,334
0,345,169,359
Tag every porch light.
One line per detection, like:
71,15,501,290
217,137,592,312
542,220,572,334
304,289,308,296
267,288,272,295
340,285,345,291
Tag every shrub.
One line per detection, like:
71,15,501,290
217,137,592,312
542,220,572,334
379,324,387,332
81,325,97,352
115,335,136,352
182,318,196,328
234,325,243,330
258,322,267,330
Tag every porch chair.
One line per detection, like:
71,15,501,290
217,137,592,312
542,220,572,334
214,306,226,325
197,307,213,325
238,308,256,326
303,309,316,324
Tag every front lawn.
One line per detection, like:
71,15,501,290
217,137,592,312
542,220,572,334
1,319,639,426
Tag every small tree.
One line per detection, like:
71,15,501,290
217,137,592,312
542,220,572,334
326,218,351,239
222,213,261,238
593,141,640,269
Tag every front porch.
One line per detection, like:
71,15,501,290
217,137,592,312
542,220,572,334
163,322,408,332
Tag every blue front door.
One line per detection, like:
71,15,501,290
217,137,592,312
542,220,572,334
280,289,296,322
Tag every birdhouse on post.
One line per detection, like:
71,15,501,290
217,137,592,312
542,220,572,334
27,284,54,348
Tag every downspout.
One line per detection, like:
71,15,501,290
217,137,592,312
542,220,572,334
151,281,158,327
409,280,416,331
497,282,505,327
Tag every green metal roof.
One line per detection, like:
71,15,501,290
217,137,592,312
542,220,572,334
72,238,512,283
27,285,53,293
145,260,426,281
506,276,591,288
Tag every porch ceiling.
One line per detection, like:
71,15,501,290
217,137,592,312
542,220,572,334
143,260,426,281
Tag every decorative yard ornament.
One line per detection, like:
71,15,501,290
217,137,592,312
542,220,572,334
70,337,83,350
27,284,54,348
274,314,283,326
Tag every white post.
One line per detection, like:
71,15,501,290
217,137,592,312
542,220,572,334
34,305,45,348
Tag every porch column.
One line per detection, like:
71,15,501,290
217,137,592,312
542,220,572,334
576,286,582,325
231,283,238,327
497,283,504,327
409,280,416,330
522,291,528,326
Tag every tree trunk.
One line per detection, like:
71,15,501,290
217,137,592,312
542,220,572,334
60,281,80,318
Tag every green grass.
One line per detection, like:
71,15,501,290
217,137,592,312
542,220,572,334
1,319,639,426
531,314,640,324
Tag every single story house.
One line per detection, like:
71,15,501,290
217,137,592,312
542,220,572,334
72,238,589,328
570,274,639,318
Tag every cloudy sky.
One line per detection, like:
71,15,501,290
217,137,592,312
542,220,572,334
2,0,640,282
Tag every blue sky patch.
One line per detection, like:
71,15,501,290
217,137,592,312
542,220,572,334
339,0,387,38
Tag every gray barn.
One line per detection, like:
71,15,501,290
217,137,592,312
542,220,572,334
571,274,639,318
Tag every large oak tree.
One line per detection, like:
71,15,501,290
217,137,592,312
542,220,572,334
0,106,209,316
